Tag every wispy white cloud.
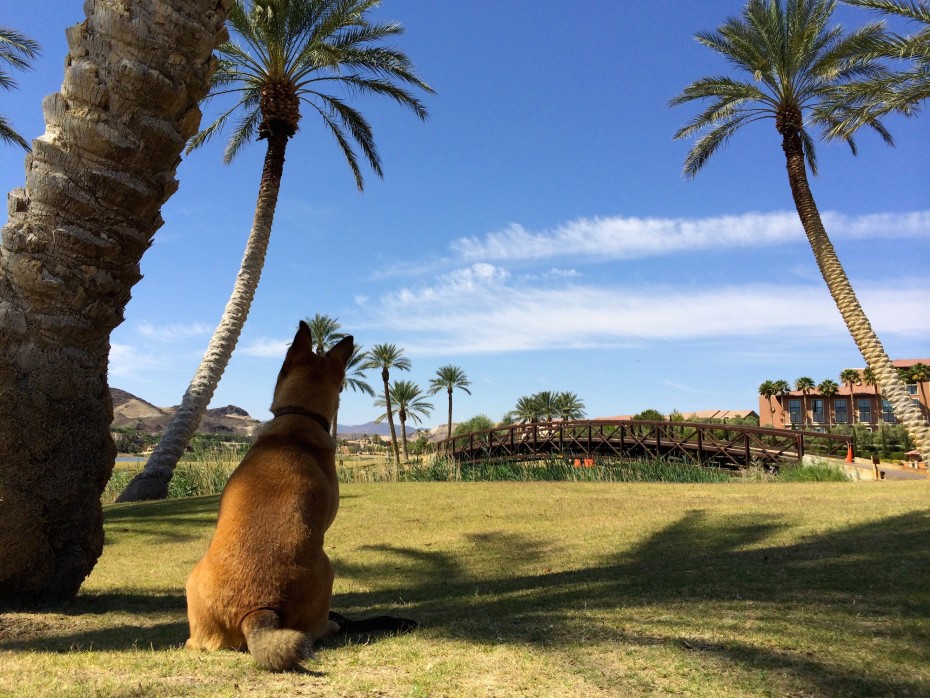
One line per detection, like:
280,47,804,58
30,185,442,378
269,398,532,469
136,321,212,342
361,263,930,355
451,210,930,263
240,337,291,359
109,343,167,380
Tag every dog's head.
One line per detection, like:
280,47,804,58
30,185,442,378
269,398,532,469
270,321,354,421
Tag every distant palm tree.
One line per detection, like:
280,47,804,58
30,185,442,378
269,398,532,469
301,314,371,438
759,380,778,426
772,379,792,426
671,0,930,458
508,395,543,424
534,391,559,423
334,343,375,439
119,0,432,501
305,313,346,355
795,376,816,427
818,378,840,427
554,391,586,421
428,365,472,443
362,343,411,469
909,362,930,408
0,26,40,150
840,368,860,394
375,380,433,463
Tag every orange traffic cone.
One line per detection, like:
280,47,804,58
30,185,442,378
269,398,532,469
845,445,854,463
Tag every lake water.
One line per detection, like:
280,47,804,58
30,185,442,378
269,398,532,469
116,456,147,463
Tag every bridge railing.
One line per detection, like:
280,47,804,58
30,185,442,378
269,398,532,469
446,419,852,468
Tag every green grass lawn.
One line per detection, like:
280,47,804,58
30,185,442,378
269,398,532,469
2,481,929,696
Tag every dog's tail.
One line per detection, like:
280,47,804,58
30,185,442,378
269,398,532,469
240,608,311,672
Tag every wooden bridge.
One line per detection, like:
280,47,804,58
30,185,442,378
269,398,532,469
446,419,852,469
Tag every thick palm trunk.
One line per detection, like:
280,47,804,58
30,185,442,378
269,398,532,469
782,132,930,458
382,369,401,471
118,131,288,502
0,0,228,605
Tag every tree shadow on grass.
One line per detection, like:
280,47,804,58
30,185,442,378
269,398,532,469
332,508,930,696
5,497,929,695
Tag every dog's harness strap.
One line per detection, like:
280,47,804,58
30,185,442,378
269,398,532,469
272,407,331,433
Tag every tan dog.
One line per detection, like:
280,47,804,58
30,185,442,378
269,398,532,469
185,322,353,671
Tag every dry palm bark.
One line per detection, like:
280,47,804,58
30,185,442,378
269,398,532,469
0,0,230,605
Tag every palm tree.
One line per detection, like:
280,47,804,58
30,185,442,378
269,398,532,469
0,1,228,605
759,380,778,426
427,365,472,443
771,379,792,426
375,380,433,463
362,343,411,469
305,313,346,355
119,0,432,501
863,366,883,421
818,378,840,427
534,390,559,423
334,342,375,439
671,0,930,458
508,395,543,424
836,0,930,123
301,313,372,438
906,362,930,414
554,391,586,420
795,376,816,427
0,26,40,150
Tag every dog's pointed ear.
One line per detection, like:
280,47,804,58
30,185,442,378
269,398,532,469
327,334,354,369
281,321,315,373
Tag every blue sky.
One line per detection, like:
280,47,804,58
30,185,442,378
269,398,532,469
2,1,928,428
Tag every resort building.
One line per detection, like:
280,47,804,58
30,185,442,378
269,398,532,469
759,359,930,431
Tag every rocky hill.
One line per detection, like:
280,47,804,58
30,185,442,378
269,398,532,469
111,388,262,437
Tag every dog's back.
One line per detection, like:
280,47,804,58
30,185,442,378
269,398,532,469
185,325,352,670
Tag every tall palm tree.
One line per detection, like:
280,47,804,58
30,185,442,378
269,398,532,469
554,391,586,420
671,0,930,458
0,26,40,150
361,343,411,469
795,376,816,427
334,342,375,439
0,1,229,605
818,378,840,427
759,380,778,426
374,380,433,463
119,0,432,501
427,365,472,443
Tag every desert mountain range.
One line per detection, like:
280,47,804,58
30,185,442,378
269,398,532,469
110,388,425,438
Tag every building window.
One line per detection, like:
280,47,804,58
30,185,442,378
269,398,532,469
789,399,802,425
834,399,848,424
812,398,824,424
857,398,872,423
882,399,895,423
907,383,918,396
